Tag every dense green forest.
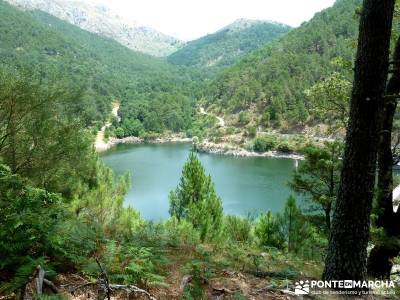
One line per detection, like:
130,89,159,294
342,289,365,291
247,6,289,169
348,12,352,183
3,0,400,298
0,0,202,135
168,19,291,72
0,0,363,139
0,0,362,139
207,0,360,130
0,67,326,299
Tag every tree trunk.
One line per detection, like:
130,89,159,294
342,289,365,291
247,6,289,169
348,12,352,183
324,204,331,232
325,148,335,232
323,0,395,282
375,35,400,234
367,36,400,278
367,245,396,279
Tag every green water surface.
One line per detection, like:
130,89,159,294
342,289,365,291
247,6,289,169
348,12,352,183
102,143,298,220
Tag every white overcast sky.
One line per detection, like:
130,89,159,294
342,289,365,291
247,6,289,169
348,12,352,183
93,0,336,41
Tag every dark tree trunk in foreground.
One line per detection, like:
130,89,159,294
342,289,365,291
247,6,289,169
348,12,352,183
324,204,331,232
367,37,400,279
323,0,395,282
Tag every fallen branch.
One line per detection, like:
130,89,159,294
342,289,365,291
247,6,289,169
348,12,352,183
180,275,192,291
35,266,45,295
43,279,59,294
109,284,157,300
23,265,58,299
95,258,111,300
65,281,156,300
212,287,234,294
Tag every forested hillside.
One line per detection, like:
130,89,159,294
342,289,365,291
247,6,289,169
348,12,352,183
168,19,290,71
0,0,198,132
207,0,360,129
6,0,184,57
3,0,400,298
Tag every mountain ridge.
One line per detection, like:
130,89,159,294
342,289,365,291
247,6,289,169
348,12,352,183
220,18,289,32
0,0,196,133
4,0,183,57
168,19,291,71
206,0,360,129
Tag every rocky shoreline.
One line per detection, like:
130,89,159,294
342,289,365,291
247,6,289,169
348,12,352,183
95,104,303,160
195,140,304,160
96,134,304,160
95,134,192,152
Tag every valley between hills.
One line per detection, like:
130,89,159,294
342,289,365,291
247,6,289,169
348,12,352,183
2,0,400,299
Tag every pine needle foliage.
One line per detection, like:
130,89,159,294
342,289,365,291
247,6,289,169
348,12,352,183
169,152,223,242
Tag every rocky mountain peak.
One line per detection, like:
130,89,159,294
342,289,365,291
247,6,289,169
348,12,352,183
5,0,183,56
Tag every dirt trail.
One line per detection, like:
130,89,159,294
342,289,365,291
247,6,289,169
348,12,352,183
199,106,225,127
95,102,119,151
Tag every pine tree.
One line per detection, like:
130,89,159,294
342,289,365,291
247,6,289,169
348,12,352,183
367,35,400,279
277,196,323,256
281,196,302,253
323,0,395,282
169,152,223,241
289,141,342,231
255,211,285,249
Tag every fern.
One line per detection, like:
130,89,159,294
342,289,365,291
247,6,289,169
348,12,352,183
0,257,50,293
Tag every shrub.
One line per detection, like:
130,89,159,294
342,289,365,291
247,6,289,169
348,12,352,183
181,245,213,300
246,126,257,138
254,211,285,249
225,127,236,135
261,111,271,127
88,241,167,288
142,132,160,142
114,127,125,138
238,112,250,125
0,165,64,292
163,217,200,247
223,215,253,243
253,135,278,152
186,127,204,139
276,141,294,153
121,118,145,137
48,218,102,268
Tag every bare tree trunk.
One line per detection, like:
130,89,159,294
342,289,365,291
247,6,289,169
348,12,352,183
324,204,331,232
323,0,395,282
367,36,400,279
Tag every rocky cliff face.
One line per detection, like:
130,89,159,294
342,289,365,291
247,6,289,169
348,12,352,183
5,0,183,56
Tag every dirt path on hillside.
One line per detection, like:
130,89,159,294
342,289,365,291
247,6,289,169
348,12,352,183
199,106,225,127
95,102,120,151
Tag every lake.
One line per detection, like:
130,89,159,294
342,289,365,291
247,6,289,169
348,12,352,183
101,143,299,220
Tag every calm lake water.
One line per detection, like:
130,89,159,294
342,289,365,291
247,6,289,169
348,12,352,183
101,143,298,220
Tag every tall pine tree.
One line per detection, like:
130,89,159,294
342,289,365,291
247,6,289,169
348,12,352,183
367,35,400,279
323,0,395,282
169,152,223,241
